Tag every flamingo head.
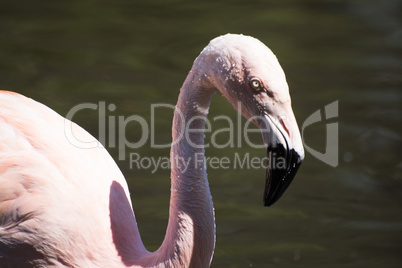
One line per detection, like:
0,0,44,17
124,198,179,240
198,34,305,206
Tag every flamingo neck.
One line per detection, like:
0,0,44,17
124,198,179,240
150,69,216,267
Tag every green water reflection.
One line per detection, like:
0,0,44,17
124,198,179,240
1,0,401,267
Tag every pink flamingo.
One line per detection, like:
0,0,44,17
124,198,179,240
0,34,304,267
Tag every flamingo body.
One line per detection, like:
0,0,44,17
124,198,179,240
0,91,142,267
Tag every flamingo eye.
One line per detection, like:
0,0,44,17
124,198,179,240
250,78,262,90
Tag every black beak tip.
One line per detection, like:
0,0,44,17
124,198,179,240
263,147,302,207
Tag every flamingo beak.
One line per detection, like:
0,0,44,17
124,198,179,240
259,111,304,207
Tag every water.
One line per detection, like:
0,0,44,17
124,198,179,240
1,0,401,267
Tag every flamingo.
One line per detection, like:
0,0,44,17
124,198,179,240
0,34,304,267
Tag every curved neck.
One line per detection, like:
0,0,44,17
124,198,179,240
144,70,216,267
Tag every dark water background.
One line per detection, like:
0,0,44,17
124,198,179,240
1,0,401,267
